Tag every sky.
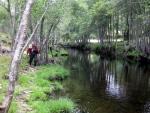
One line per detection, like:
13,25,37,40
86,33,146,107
0,0,5,2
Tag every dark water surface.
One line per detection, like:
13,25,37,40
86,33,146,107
63,50,150,113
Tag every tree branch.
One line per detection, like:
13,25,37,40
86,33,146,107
21,2,49,55
0,2,9,12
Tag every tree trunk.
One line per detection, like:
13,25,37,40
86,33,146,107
29,14,33,34
0,0,34,113
39,17,45,64
115,13,119,48
45,41,49,63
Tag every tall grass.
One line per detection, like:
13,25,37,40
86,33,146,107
31,98,75,113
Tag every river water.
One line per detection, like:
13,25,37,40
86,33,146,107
63,50,150,113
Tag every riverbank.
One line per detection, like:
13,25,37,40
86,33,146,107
65,42,150,64
0,54,75,113
16,64,75,113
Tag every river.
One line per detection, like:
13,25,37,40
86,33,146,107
63,49,150,113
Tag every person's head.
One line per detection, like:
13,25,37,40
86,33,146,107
31,41,36,47
31,41,35,44
29,44,32,48
32,44,35,49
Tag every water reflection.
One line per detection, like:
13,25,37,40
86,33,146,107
63,50,150,113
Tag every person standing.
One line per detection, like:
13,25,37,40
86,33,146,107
27,44,39,66
27,44,32,56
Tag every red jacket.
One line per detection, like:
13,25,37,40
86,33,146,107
32,46,39,54
27,48,32,55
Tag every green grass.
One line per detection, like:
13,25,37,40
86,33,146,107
0,54,19,113
0,55,11,102
8,101,17,113
60,49,69,56
0,33,11,102
0,32,11,45
18,74,32,87
127,49,143,57
48,98,75,113
0,52,74,113
52,82,63,91
20,55,29,70
36,65,70,80
30,90,48,101
16,64,75,113
48,49,69,57
31,98,75,113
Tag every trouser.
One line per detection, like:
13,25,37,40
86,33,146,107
29,54,37,66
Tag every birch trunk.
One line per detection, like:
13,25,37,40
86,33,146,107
0,0,34,113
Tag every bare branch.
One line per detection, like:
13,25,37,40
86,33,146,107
21,3,50,55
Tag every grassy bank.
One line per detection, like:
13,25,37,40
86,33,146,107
0,32,74,112
67,42,150,63
16,64,75,113
49,48,69,58
0,55,75,113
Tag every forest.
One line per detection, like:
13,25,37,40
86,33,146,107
0,0,150,113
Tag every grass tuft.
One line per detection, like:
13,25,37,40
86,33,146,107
48,98,75,113
36,65,70,80
32,98,75,113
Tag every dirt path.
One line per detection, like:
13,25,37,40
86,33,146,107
16,90,33,113
16,67,37,113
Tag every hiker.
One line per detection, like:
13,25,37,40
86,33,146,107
27,43,39,66
27,44,32,56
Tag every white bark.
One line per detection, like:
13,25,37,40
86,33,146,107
0,0,34,113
